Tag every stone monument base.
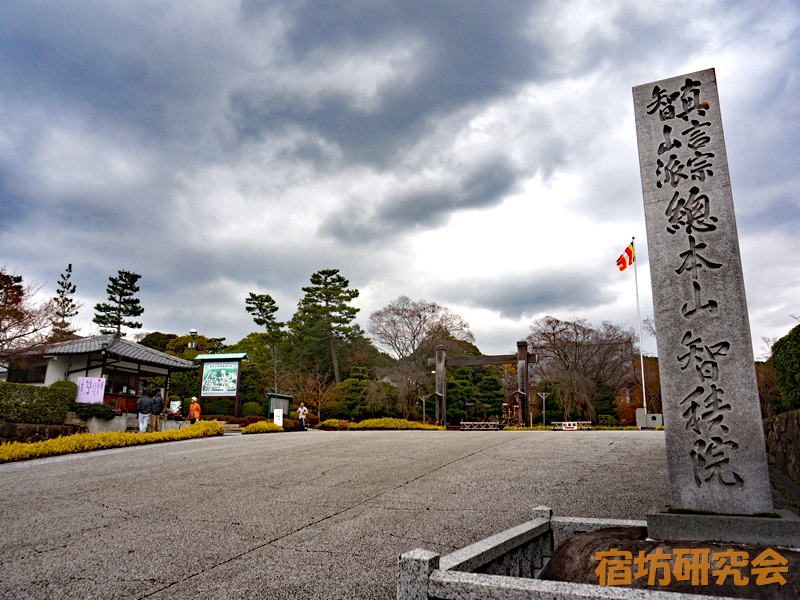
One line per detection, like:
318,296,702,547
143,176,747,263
398,507,800,599
647,507,800,548
541,526,798,599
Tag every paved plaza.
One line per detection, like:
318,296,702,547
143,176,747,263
0,429,669,599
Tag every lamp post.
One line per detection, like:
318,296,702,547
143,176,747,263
189,329,197,359
538,392,550,427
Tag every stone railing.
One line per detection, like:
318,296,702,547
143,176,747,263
397,507,722,600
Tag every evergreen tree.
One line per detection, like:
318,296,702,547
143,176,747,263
290,269,359,384
51,264,81,341
93,270,144,336
245,293,284,393
139,331,178,353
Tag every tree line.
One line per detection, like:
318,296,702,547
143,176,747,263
2,264,798,424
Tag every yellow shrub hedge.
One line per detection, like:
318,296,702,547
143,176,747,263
0,420,225,464
241,420,284,434
348,418,444,431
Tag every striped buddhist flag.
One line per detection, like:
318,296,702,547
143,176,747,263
617,242,634,271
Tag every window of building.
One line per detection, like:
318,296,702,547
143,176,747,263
7,364,47,384
105,370,139,395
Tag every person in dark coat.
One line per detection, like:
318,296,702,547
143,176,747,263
150,392,164,433
137,392,153,433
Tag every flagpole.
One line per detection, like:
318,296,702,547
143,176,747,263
632,237,648,414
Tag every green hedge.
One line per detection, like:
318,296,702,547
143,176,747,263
0,381,74,425
69,402,116,421
50,380,78,402
241,401,263,417
773,324,800,412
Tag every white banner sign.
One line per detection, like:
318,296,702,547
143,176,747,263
273,408,283,427
77,377,106,404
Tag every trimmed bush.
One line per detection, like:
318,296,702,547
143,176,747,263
180,398,192,417
599,415,620,427
348,418,444,431
241,402,263,417
0,421,225,464
69,402,116,421
0,381,73,425
50,380,78,402
241,421,284,435
281,418,298,432
319,418,344,429
240,416,267,428
208,399,235,415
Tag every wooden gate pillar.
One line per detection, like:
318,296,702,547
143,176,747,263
517,341,529,427
435,345,447,426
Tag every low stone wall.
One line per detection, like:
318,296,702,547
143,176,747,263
764,409,800,487
86,415,129,434
160,419,190,431
399,508,741,600
0,421,84,442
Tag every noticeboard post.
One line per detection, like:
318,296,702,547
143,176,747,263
195,353,247,417
77,377,107,404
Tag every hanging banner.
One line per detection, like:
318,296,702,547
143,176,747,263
77,377,106,404
200,362,239,397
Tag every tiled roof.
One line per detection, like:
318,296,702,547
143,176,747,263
41,334,197,371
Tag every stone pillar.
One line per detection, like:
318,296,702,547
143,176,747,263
633,68,772,514
517,341,529,426
435,345,446,427
398,549,438,600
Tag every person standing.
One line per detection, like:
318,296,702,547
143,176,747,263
188,397,201,424
297,402,308,431
137,391,153,433
150,392,165,433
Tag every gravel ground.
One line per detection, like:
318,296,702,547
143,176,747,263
1,429,672,599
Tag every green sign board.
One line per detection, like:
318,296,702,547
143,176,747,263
200,362,239,397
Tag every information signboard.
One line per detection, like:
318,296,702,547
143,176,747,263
274,408,283,427
77,377,106,404
200,362,239,397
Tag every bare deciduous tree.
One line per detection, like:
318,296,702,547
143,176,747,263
1,268,58,355
528,316,637,421
287,366,334,421
368,295,474,359
376,359,431,419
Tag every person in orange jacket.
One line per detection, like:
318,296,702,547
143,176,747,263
188,397,201,424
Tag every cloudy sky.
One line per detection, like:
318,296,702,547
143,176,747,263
1,0,798,358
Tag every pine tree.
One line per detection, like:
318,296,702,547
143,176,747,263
291,269,359,384
93,270,144,336
245,293,284,393
51,264,81,341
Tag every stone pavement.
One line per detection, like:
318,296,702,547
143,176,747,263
0,429,669,599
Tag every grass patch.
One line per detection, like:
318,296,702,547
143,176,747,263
0,421,225,464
